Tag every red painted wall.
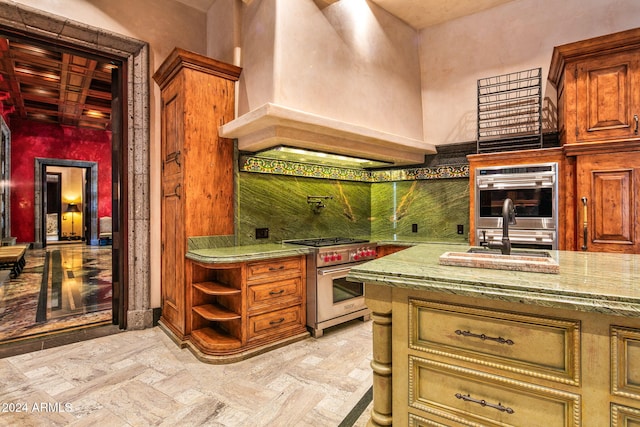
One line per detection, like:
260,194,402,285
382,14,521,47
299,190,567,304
10,119,112,243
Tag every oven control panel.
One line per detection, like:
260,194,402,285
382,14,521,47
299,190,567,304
351,246,377,262
316,245,378,267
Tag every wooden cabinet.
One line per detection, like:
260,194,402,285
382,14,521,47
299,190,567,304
366,285,640,426
245,257,306,345
549,29,640,253
406,298,580,427
549,28,640,147
188,256,308,361
153,49,241,340
611,326,640,426
575,152,640,253
376,245,409,258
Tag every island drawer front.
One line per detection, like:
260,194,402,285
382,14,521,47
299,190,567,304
408,356,581,427
611,404,640,426
247,277,303,313
409,299,580,385
247,305,303,340
612,326,640,400
246,257,303,282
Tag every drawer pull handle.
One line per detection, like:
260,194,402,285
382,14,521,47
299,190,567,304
165,183,181,199
269,318,285,325
269,289,285,296
268,266,285,271
455,393,514,414
455,329,514,345
166,150,181,167
581,197,588,251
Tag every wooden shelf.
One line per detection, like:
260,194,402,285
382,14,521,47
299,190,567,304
192,304,241,321
193,281,241,295
191,327,242,350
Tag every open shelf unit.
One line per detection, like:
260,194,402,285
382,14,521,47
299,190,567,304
190,262,244,352
185,255,309,361
477,68,543,153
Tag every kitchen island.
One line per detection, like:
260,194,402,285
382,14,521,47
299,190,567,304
348,243,640,426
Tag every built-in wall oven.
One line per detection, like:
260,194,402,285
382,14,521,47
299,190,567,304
475,163,558,249
285,237,376,337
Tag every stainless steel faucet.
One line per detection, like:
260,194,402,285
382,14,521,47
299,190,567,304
488,198,517,255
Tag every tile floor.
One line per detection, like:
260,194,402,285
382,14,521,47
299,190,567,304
0,319,374,426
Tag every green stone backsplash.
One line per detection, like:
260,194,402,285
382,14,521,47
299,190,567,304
370,178,469,242
238,173,371,245
238,171,470,245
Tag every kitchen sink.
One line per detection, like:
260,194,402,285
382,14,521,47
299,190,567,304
439,248,559,274
466,247,552,258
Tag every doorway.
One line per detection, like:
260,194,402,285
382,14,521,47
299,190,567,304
45,172,62,242
0,1,153,346
35,160,100,248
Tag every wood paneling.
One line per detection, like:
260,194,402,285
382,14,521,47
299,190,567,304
576,152,640,253
549,28,640,253
0,37,114,130
549,27,640,147
153,48,241,339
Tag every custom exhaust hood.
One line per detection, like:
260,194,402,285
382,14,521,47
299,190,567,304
219,103,436,167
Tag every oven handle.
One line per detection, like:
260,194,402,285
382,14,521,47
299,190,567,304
318,261,371,276
318,266,353,276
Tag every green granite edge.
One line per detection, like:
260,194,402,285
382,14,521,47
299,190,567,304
349,243,640,317
186,244,314,264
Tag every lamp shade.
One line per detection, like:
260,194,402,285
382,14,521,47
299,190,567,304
66,203,81,213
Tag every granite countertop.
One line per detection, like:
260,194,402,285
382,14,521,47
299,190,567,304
186,243,315,264
184,237,449,264
348,243,640,317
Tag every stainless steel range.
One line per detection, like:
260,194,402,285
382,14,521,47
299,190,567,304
286,237,377,337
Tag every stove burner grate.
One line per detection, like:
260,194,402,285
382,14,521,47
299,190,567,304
286,237,369,247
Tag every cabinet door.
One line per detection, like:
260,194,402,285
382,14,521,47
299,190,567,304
160,74,186,334
161,174,185,333
160,76,184,178
574,51,640,143
576,152,640,253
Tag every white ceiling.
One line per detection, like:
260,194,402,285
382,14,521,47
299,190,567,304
176,0,516,30
369,0,515,29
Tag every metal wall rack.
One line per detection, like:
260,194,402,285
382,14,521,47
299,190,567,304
477,67,542,153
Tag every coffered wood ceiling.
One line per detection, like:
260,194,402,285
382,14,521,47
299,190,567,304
0,37,115,130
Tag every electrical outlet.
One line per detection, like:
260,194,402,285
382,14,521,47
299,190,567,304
457,224,464,235
412,223,418,233
255,228,269,239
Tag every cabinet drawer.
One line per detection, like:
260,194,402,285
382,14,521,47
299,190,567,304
409,356,580,427
247,277,303,312
612,404,640,427
246,257,303,282
247,305,303,340
409,299,580,385
612,326,640,400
